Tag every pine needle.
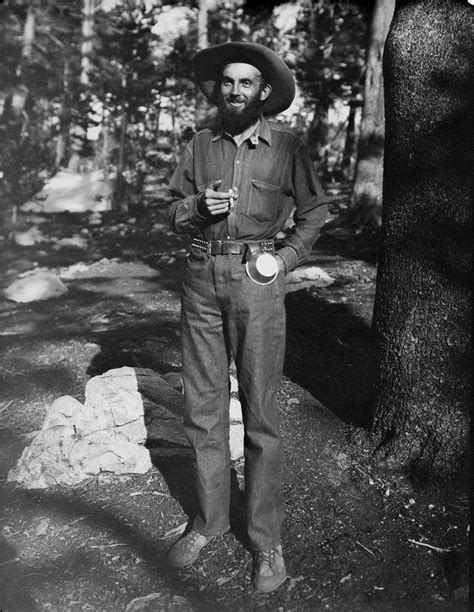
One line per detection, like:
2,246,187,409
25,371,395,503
408,539,450,553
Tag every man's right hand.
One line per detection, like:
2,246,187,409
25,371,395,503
197,180,236,217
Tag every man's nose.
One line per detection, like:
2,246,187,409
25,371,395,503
230,82,241,95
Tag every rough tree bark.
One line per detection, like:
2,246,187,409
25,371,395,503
349,0,395,226
370,0,472,480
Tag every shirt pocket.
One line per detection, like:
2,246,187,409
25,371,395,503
243,179,280,224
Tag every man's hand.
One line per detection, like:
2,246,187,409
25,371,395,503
275,254,286,274
198,180,236,217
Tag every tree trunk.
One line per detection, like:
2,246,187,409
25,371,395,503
55,55,72,169
20,2,35,83
1,2,36,233
341,99,359,181
80,0,94,87
195,0,211,130
113,105,128,211
350,0,395,225
370,0,472,480
307,87,329,170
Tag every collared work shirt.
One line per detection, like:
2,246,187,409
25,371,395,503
167,116,329,272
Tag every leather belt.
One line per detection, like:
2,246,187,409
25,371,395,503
191,238,275,256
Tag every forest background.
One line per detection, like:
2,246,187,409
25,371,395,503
0,0,388,224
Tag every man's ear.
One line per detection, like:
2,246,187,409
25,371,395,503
259,83,272,102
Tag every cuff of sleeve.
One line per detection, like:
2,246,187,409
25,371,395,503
276,246,298,273
195,193,209,220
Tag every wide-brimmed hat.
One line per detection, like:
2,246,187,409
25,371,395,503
192,41,295,116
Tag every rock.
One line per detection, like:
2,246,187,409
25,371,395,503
13,227,48,246
21,169,112,214
42,396,84,428
229,374,238,393
144,403,189,448
286,266,335,286
59,262,91,279
230,422,244,461
88,211,102,225
20,201,43,214
54,235,88,249
70,431,151,476
134,368,184,419
8,424,151,488
229,396,242,423
161,371,183,392
125,593,165,611
7,367,178,488
152,223,167,231
85,369,149,443
4,272,68,303
7,366,246,488
59,258,157,280
8,425,82,488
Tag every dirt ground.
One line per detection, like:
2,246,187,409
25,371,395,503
0,201,469,611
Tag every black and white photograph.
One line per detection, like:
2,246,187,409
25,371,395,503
0,0,471,609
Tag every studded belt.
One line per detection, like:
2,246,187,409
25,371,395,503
191,238,275,256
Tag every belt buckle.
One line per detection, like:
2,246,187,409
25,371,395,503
209,240,222,255
223,241,238,255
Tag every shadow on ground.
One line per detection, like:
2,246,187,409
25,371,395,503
317,227,381,266
284,289,377,428
0,479,234,611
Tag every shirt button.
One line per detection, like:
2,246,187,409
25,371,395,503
236,160,240,164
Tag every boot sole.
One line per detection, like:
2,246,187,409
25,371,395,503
253,571,287,593
168,555,199,568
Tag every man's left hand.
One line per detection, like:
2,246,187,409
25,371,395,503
275,254,286,274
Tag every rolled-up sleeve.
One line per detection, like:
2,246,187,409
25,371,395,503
167,141,209,234
277,143,329,272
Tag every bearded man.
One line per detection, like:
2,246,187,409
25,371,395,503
166,42,328,593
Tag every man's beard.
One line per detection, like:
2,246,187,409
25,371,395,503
217,96,265,135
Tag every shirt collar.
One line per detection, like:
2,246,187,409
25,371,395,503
211,115,272,147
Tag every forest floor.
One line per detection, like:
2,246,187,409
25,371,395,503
0,193,469,611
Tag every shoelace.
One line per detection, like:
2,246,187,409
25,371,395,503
182,530,202,549
255,548,275,570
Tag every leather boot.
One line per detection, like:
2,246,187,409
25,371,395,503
252,544,287,593
167,529,213,567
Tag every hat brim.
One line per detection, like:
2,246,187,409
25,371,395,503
192,42,295,116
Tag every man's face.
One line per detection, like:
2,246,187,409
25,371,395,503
217,62,271,135
220,63,265,111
